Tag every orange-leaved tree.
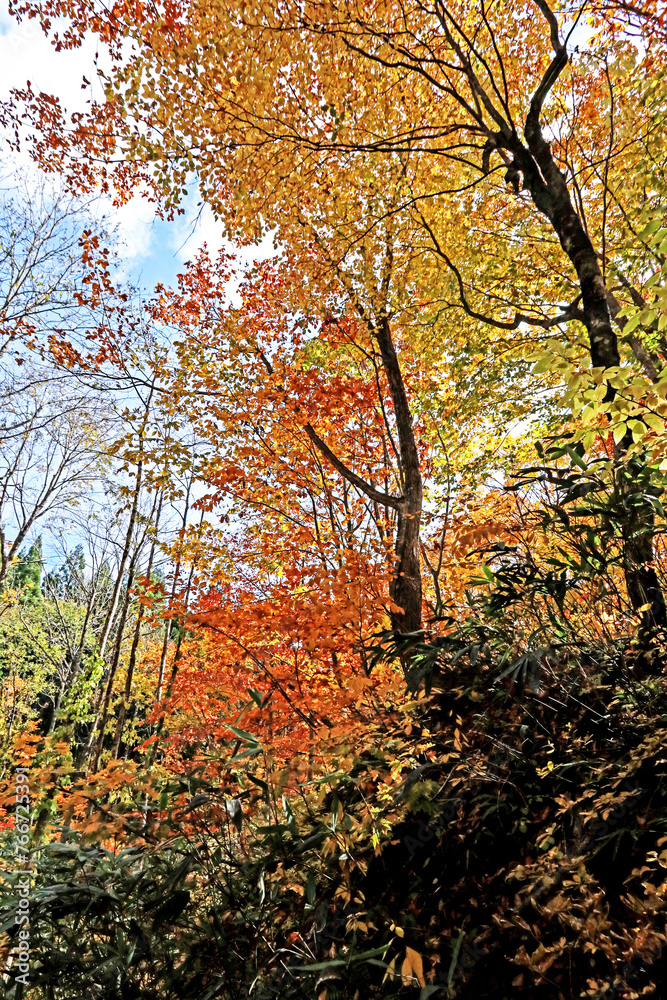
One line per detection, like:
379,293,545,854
6,0,667,630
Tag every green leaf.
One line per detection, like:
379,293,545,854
225,725,260,744
291,958,348,971
448,924,467,987
150,890,190,929
564,445,587,470
531,354,553,374
629,419,647,442
301,771,351,786
622,312,642,335
246,772,269,794
640,218,663,239
247,687,264,707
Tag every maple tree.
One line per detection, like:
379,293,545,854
6,0,667,628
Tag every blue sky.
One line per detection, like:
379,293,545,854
0,2,274,294
0,1,278,566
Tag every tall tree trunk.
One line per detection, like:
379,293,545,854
79,454,146,768
96,388,153,658
146,554,197,770
155,480,192,702
90,554,137,773
79,387,154,769
111,489,162,759
375,316,423,634
259,312,424,634
508,92,667,633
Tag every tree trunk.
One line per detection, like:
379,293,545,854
89,555,137,773
512,118,667,632
375,316,423,634
111,490,162,758
618,461,667,634
263,293,424,635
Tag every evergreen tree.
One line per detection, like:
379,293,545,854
11,536,43,602
45,544,85,602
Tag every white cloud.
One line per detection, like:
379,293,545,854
167,194,278,300
0,6,165,284
0,5,101,115
169,196,276,268
0,4,277,293
170,199,227,263
110,197,159,276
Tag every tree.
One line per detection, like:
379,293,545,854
0,378,108,591
6,10,667,998
0,165,114,360
8,0,667,631
44,543,85,602
10,535,43,602
149,233,426,634
39,531,116,738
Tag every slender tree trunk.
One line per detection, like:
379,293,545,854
76,679,105,770
47,685,62,735
80,519,142,769
109,573,144,760
256,314,423,632
156,480,192,702
111,491,162,758
96,390,153,658
90,555,137,773
155,619,172,704
79,391,153,768
375,317,423,634
617,462,666,633
146,555,197,770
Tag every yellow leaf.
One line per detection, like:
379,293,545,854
401,947,426,988
383,957,397,983
644,412,664,432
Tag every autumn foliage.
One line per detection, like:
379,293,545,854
3,1,667,998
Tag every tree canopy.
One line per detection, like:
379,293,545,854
2,3,667,999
